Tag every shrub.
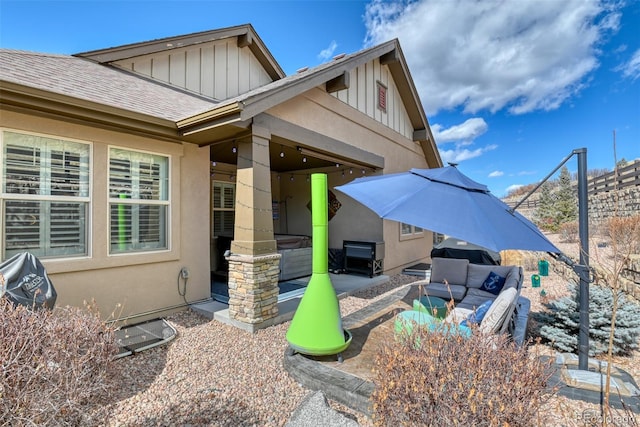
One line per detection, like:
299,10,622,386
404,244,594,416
606,215,640,255
0,298,118,426
371,325,555,426
532,283,640,356
559,220,579,243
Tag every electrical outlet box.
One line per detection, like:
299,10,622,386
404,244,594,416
180,267,189,279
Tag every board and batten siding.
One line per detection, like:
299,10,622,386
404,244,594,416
113,39,273,101
331,59,413,140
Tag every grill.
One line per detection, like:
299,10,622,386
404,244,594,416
343,240,384,277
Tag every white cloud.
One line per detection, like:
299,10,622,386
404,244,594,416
488,170,504,178
439,144,497,164
318,40,338,61
431,118,488,144
432,117,494,163
364,0,621,115
617,48,640,80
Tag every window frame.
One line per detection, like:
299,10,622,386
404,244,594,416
107,146,170,255
399,222,424,241
211,180,235,238
0,129,92,260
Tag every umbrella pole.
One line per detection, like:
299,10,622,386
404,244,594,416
542,149,591,370
576,148,590,370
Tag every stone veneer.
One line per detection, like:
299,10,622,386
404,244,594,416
227,253,282,325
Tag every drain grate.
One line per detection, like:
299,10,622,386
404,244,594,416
114,318,177,359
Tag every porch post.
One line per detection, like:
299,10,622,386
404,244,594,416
227,125,280,327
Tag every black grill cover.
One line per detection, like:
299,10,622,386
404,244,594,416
431,238,501,265
0,252,57,309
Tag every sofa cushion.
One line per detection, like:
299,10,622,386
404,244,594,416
479,271,506,295
479,287,518,334
430,257,469,286
458,293,498,311
466,264,516,288
465,288,500,301
425,283,467,301
501,268,521,291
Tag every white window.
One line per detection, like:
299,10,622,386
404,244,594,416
212,181,235,237
400,222,423,240
1,131,90,259
109,148,169,254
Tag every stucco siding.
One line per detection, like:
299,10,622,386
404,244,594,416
269,89,425,173
114,39,273,101
0,110,211,322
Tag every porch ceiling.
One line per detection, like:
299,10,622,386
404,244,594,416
210,138,367,173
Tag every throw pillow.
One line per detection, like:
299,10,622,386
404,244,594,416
461,299,493,327
479,272,506,296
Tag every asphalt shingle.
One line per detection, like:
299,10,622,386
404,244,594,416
0,49,217,122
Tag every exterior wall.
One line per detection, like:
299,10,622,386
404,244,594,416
269,88,426,173
0,109,211,323
267,88,432,274
331,59,413,140
113,39,273,101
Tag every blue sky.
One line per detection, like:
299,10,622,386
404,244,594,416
1,0,638,197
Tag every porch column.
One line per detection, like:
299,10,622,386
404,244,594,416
228,125,280,327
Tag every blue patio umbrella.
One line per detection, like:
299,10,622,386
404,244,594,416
335,165,560,254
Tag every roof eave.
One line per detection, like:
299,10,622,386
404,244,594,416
0,81,182,143
381,40,443,168
74,24,285,81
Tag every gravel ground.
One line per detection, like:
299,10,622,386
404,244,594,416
106,274,417,427
107,233,639,426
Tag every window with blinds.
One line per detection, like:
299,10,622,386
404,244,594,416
109,148,169,254
212,182,235,237
1,131,90,259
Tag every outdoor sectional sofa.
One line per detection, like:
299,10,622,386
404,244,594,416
419,257,524,335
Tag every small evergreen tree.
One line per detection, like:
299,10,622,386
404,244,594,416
533,283,640,356
554,166,577,226
535,182,556,231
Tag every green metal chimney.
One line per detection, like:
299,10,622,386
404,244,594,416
286,173,351,356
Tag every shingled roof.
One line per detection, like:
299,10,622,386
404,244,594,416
0,49,216,122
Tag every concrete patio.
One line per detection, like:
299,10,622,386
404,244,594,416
190,272,391,332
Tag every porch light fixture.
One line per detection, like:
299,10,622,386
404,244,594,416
280,145,285,158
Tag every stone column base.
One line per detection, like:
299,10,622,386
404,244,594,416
227,252,281,325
